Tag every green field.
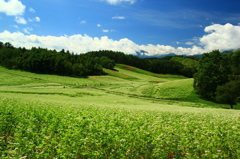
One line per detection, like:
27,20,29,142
0,66,240,158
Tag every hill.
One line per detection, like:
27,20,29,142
1,65,240,158
170,56,199,67
0,64,236,108
1,64,240,158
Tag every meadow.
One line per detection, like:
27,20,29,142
0,66,240,158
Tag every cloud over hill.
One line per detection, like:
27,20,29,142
0,23,240,56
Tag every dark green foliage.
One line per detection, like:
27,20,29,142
194,50,230,100
94,56,115,69
148,59,184,75
170,56,199,77
194,49,240,103
216,81,240,109
0,42,115,77
230,49,240,78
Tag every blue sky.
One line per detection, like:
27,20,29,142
1,0,240,56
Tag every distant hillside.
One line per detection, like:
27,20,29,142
169,56,199,78
170,56,199,67
115,64,186,79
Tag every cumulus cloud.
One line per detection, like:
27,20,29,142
112,16,125,19
0,30,204,56
0,0,25,16
101,0,136,5
200,23,240,52
0,23,239,56
14,16,27,24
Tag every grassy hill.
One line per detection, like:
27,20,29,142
0,65,237,108
0,65,240,158
170,56,199,67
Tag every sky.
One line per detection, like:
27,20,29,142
1,0,240,56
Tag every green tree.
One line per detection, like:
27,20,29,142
216,80,240,109
72,63,85,76
0,41,4,48
194,50,230,100
230,49,240,77
4,42,14,49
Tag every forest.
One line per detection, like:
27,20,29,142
0,41,198,78
194,50,240,108
0,42,115,77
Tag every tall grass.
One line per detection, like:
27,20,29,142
0,96,239,158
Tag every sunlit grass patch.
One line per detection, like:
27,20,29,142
0,67,43,86
116,64,186,79
152,78,196,100
0,96,239,158
171,56,199,67
0,66,101,87
103,68,137,80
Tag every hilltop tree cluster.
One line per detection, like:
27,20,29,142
0,42,115,77
194,50,240,108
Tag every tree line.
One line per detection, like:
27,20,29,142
194,50,240,108
0,42,117,77
0,42,198,77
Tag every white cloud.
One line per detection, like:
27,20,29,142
14,16,27,24
112,16,125,19
35,17,40,22
97,24,101,27
0,30,204,56
28,16,40,22
101,0,136,5
0,0,25,16
200,23,240,52
1,23,240,56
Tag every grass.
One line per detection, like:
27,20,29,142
0,65,240,158
0,95,239,158
170,56,199,67
116,64,186,79
103,68,137,80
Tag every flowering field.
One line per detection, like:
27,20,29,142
0,66,240,158
0,96,239,158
